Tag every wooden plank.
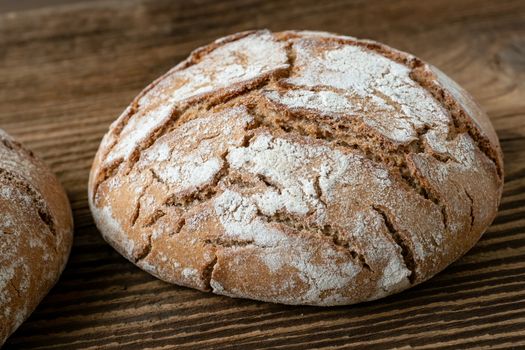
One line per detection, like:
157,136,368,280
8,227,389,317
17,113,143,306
0,0,91,13
1,0,524,348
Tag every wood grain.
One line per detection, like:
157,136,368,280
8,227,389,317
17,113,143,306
1,0,524,348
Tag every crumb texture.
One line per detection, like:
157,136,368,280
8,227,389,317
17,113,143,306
0,130,73,344
89,30,503,306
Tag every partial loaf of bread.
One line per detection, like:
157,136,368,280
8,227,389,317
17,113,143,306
89,30,503,306
0,130,73,344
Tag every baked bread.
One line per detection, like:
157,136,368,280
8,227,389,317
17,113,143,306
89,30,503,306
0,130,73,343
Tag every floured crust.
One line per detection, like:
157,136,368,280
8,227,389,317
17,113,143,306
89,30,503,306
0,130,73,343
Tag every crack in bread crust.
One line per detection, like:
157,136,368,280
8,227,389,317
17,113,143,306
372,205,417,283
0,169,57,239
408,67,502,179
135,232,152,263
0,138,58,239
465,190,475,230
202,256,218,291
261,212,373,271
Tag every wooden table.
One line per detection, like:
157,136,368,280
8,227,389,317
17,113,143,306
1,0,524,348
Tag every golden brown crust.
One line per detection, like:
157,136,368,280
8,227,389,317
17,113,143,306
89,30,503,306
0,130,73,344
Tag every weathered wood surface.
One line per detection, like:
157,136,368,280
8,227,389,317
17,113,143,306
1,0,524,348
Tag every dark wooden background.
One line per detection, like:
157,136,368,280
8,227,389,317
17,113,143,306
1,0,525,348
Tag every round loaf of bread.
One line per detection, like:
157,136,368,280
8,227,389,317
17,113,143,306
89,30,503,306
0,130,73,343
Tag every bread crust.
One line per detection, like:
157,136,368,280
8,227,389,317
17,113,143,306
89,30,503,306
0,130,73,343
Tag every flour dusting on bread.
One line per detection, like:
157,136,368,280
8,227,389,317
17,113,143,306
89,30,503,306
